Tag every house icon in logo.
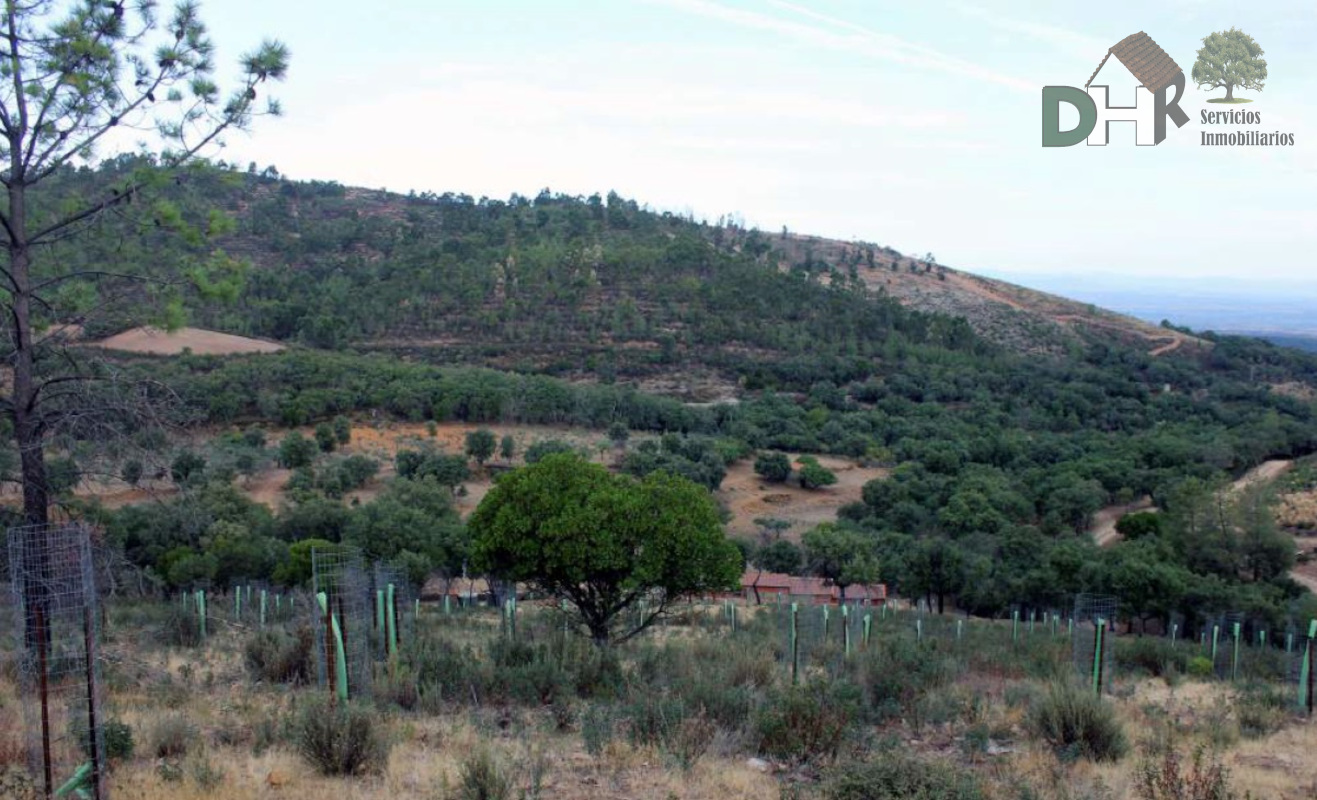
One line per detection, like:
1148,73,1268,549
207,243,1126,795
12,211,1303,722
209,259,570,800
1086,32,1183,98
1042,31,1190,146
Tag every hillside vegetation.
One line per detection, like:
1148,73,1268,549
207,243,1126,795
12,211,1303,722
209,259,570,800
8,158,1317,631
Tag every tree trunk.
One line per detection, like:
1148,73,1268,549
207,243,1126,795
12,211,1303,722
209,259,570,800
1225,84,1234,101
8,172,52,656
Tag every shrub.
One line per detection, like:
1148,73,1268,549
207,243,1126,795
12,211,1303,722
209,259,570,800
103,720,135,761
332,416,352,444
524,439,575,464
294,698,390,776
754,680,858,764
278,432,318,468
1116,637,1188,678
1135,742,1237,800
1234,684,1288,739
823,753,984,800
1028,681,1128,762
625,692,688,749
857,637,957,721
580,704,615,757
456,748,513,800
244,628,313,684
158,603,206,648
150,713,197,759
754,452,792,483
315,422,337,453
667,714,716,771
1186,656,1214,679
799,461,838,490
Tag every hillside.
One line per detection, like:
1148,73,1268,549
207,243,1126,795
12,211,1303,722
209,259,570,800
768,232,1200,357
35,161,1245,404
7,160,1317,638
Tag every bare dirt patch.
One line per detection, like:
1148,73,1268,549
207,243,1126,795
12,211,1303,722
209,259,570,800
717,455,887,541
90,326,285,356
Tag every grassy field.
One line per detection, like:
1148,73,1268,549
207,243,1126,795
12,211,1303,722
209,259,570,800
2,593,1314,800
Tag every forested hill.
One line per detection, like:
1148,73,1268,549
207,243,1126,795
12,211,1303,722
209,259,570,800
23,158,1317,625
55,157,1294,401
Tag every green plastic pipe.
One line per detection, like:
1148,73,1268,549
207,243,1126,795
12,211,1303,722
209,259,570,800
317,592,349,701
1211,625,1220,667
1299,619,1317,711
375,589,385,635
386,583,398,657
863,613,871,648
842,605,850,656
196,590,207,640
790,602,799,685
260,590,267,629
1232,622,1241,681
1092,617,1106,694
1012,610,1019,643
53,761,92,798
235,587,242,619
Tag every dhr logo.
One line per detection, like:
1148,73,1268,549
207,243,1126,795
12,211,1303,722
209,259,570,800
1042,32,1190,146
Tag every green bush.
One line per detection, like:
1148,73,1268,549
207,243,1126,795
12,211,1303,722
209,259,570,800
823,753,984,800
293,698,390,776
244,628,313,685
103,719,135,761
1116,637,1188,678
456,747,513,800
855,636,957,721
580,704,615,757
625,692,689,749
1028,681,1128,762
1186,656,1214,679
754,680,858,764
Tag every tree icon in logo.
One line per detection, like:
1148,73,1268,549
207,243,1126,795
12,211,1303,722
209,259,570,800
1192,28,1266,104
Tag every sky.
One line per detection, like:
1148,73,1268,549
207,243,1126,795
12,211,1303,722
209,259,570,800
189,0,1317,291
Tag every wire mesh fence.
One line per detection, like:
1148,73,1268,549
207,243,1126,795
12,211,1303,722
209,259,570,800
7,522,107,800
311,546,373,700
1072,594,1118,694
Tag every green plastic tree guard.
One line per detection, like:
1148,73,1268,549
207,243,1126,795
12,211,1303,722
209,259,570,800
316,592,349,702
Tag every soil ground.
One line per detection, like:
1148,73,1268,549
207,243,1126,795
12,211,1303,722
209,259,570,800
89,326,285,356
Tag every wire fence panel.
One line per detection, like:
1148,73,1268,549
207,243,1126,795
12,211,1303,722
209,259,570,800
1072,593,1118,694
8,522,108,800
311,547,373,701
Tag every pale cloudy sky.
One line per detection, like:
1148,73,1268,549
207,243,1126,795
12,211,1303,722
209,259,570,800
193,1,1316,289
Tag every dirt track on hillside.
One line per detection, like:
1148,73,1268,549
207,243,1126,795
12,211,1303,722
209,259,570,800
1090,459,1294,548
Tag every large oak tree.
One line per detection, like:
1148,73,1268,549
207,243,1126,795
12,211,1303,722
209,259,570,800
469,452,742,645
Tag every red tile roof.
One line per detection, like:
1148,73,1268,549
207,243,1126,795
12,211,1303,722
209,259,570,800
1086,32,1183,94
